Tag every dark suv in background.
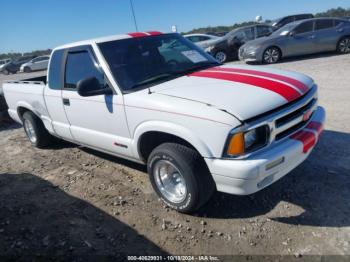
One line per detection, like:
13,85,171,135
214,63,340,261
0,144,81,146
0,56,36,74
205,24,274,63
271,14,314,30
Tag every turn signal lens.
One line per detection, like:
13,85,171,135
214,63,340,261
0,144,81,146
227,132,245,156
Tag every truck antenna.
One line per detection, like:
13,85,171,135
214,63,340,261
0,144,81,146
129,0,139,31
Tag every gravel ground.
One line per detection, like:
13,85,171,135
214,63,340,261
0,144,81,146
0,53,349,260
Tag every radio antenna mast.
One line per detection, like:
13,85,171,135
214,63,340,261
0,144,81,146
130,0,139,31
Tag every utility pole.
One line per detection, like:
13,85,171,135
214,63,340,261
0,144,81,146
130,0,139,31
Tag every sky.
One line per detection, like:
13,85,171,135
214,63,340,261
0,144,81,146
1,0,349,53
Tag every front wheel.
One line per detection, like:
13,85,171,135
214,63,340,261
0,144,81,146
147,143,215,213
263,47,281,64
24,67,31,73
214,51,228,63
337,36,350,54
2,69,9,75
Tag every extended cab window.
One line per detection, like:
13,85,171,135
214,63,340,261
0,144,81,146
64,51,104,89
48,49,64,90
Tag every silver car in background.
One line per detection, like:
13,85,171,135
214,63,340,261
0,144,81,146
20,55,50,73
239,18,350,64
184,33,220,49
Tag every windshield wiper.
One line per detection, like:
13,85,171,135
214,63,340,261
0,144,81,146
172,62,220,76
130,73,175,90
128,62,220,91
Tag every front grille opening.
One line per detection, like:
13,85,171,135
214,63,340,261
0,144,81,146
275,116,313,141
276,98,316,128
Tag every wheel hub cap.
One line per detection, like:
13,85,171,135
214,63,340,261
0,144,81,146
24,119,37,143
264,48,279,63
153,160,187,203
340,39,350,53
215,52,226,63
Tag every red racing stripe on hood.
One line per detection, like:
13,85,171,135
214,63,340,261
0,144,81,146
189,71,301,102
128,32,149,38
208,67,309,93
290,130,316,153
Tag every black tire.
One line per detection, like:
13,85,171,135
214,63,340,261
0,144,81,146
214,51,228,63
337,36,350,54
22,111,53,148
24,67,31,73
262,46,281,64
147,143,215,213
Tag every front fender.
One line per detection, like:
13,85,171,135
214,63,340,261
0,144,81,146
131,120,213,159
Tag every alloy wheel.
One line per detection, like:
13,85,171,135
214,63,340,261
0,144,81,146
24,119,37,144
215,51,227,63
153,159,187,203
263,47,280,64
339,38,350,53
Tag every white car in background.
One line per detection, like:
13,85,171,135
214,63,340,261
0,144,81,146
184,33,221,49
20,55,50,73
0,58,11,71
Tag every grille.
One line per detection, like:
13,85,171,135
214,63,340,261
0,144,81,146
276,98,316,128
274,97,317,141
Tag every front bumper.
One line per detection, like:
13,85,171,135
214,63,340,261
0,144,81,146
238,48,260,62
205,106,325,195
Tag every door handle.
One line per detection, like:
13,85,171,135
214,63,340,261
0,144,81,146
308,35,315,39
62,98,70,106
337,28,344,33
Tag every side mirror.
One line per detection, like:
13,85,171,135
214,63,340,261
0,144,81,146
289,31,295,37
77,76,113,97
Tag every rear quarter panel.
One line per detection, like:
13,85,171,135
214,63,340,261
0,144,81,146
3,83,48,124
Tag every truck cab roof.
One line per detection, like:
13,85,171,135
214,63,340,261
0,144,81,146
54,31,164,51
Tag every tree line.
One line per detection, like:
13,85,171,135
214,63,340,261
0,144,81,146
183,7,350,34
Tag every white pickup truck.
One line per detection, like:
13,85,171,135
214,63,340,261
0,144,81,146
3,32,325,213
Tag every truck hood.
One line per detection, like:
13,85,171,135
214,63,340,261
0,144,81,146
151,65,314,121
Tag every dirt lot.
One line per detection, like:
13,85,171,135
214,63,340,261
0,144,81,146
0,54,350,260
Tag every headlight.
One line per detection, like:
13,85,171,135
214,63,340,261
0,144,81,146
245,45,260,54
224,125,270,157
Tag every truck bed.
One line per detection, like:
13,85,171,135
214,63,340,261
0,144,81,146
2,76,47,124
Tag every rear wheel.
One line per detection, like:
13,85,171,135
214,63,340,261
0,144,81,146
214,51,228,63
337,36,350,54
147,143,215,213
22,111,53,148
263,47,281,64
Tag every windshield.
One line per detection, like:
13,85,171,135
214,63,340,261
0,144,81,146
98,33,219,92
272,23,296,36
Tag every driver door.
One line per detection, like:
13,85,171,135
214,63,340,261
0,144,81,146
61,46,132,157
285,21,315,56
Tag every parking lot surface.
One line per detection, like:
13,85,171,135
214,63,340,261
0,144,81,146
0,54,349,258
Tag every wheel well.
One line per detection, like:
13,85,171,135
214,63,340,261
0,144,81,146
138,131,198,162
338,35,350,44
17,107,31,121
